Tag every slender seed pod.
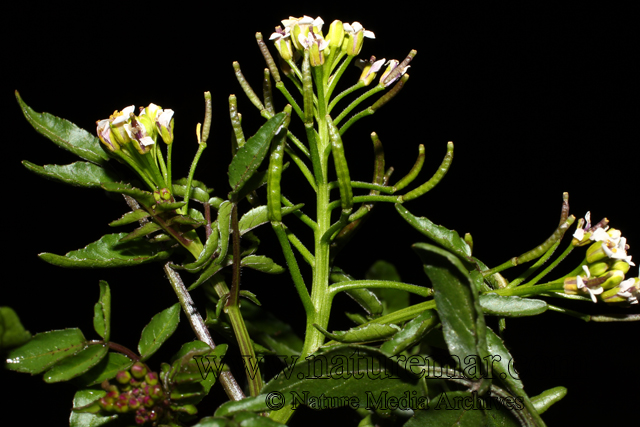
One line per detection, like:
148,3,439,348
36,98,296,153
267,106,292,221
201,91,212,144
228,95,245,149
371,74,410,112
517,215,576,264
255,32,281,83
263,69,275,115
559,192,569,225
302,50,314,125
327,115,353,211
394,144,425,192
402,142,453,201
232,61,264,111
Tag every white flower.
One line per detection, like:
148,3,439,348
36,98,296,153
343,21,375,39
576,265,603,303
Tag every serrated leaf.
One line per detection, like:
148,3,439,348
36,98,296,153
0,307,31,350
241,255,285,274
316,323,400,344
100,181,156,207
414,243,490,386
69,389,117,427
479,294,548,317
405,391,486,426
109,209,150,227
365,260,408,315
93,281,111,341
228,112,286,194
238,204,303,235
39,233,171,268
75,352,133,386
6,328,86,374
485,328,545,426
397,204,472,261
22,161,120,188
216,345,423,417
138,303,180,361
16,91,110,165
44,343,109,383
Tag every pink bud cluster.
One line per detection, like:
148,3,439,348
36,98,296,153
99,362,165,425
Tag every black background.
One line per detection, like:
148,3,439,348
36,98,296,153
2,4,638,426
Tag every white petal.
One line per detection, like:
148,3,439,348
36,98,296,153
299,16,314,25
364,30,375,39
139,136,155,147
591,228,610,242
158,109,174,127
343,23,353,33
573,228,585,241
582,265,591,278
351,22,363,32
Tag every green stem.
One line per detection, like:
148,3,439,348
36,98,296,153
329,280,433,298
179,141,207,215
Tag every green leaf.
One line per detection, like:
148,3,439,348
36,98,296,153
315,323,400,344
119,221,163,242
405,391,486,426
414,243,490,385
479,294,548,317
69,389,117,427
216,345,424,416
485,328,545,426
182,222,219,273
173,179,213,204
238,204,303,235
109,209,150,227
6,328,86,374
22,161,120,188
396,204,472,261
16,91,110,165
39,232,171,268
76,352,133,386
530,386,567,414
228,112,286,194
44,343,109,383
241,255,285,274
241,301,303,357
93,281,111,341
0,307,31,350
100,182,156,207
331,267,383,316
138,303,180,361
380,309,439,356
365,260,408,315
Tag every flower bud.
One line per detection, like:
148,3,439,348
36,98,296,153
131,362,148,379
610,259,631,274
108,106,135,145
586,241,607,264
96,119,120,152
357,56,386,86
343,21,375,56
588,261,609,277
602,277,639,304
145,372,159,386
156,109,174,145
599,270,625,290
129,116,156,154
327,20,344,48
116,370,132,384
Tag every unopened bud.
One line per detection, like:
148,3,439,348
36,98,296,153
599,270,625,290
131,362,148,379
116,370,131,384
327,20,344,48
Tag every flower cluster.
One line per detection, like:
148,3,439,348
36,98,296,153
96,103,174,191
565,212,638,304
99,362,166,425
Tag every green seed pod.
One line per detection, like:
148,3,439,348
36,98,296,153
327,116,353,211
267,107,291,222
402,142,453,202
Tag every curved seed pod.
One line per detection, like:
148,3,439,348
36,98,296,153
516,215,576,264
327,116,353,211
266,107,292,221
401,141,453,202
232,61,264,111
393,144,425,192
380,309,438,356
330,267,383,316
313,323,400,344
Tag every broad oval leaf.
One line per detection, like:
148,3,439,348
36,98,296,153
241,255,285,274
0,307,31,350
76,352,133,386
479,294,548,317
6,328,86,374
16,91,110,165
397,204,472,261
39,233,171,268
228,112,286,194
413,243,489,384
138,303,180,361
69,389,117,427
22,161,120,188
44,343,109,383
